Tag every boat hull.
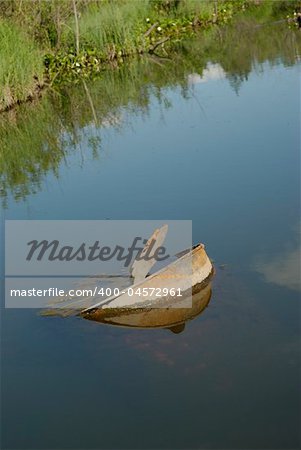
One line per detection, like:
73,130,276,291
82,281,212,329
81,243,214,320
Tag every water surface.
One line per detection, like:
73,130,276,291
1,19,300,450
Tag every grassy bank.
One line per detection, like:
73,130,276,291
1,10,300,203
0,20,44,111
0,0,300,111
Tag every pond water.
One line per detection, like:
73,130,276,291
1,18,300,450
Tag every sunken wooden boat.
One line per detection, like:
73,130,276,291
82,281,212,332
81,243,214,327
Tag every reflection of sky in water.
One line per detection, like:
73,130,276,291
187,63,226,85
255,235,300,291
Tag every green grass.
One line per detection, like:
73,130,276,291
74,0,152,53
44,0,258,81
173,0,214,18
0,0,300,110
0,20,44,111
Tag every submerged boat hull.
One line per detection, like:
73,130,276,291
82,281,212,329
81,243,214,323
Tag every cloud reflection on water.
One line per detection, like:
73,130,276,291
254,229,301,291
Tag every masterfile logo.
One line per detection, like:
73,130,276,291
5,220,192,309
25,236,170,266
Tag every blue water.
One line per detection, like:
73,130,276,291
1,42,300,449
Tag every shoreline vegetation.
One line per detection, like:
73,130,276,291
0,0,299,112
0,6,300,204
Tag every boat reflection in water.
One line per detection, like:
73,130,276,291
43,272,212,334
81,281,212,334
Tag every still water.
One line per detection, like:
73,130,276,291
1,19,300,449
